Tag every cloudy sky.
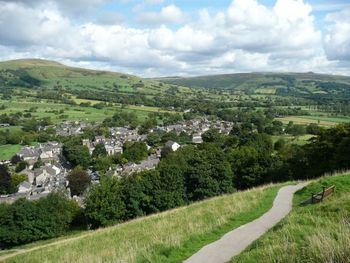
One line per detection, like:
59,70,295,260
0,0,349,76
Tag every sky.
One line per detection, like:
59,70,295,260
0,0,349,77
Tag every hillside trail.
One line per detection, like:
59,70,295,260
0,182,308,262
183,182,309,263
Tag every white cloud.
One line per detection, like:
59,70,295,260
1,0,109,16
136,5,189,25
324,8,350,62
95,11,124,25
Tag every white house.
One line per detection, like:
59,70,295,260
165,141,181,152
17,181,32,194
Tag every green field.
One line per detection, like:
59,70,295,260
0,126,22,133
299,115,350,123
254,88,276,94
276,116,341,127
0,144,21,160
232,172,350,263
0,97,177,124
1,184,282,263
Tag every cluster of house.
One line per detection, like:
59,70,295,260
55,121,97,137
83,136,123,155
17,142,62,168
0,142,69,203
156,118,233,143
109,127,147,142
0,118,234,203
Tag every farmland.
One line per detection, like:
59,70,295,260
0,97,176,125
276,115,350,127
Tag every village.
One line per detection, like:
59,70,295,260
0,118,233,203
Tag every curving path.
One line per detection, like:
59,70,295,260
183,182,309,263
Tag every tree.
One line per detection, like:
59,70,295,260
139,118,157,134
202,128,221,143
15,160,27,173
306,123,322,135
123,142,148,163
21,119,39,132
93,156,113,173
10,174,28,193
274,138,286,151
184,144,234,201
63,139,91,168
0,193,80,248
85,176,126,228
10,155,21,165
0,165,11,194
67,166,91,196
92,143,107,158
228,146,267,189
146,132,161,147
122,170,161,219
161,131,177,143
33,158,43,169
156,152,187,209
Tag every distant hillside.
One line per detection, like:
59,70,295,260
0,59,191,97
156,72,350,99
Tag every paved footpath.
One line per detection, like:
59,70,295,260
184,182,309,263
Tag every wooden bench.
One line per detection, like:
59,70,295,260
301,185,335,205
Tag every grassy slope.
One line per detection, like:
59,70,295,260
0,59,193,97
232,172,350,263
2,184,282,263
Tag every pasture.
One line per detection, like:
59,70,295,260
276,116,345,127
0,97,177,124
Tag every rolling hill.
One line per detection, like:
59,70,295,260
0,59,192,97
156,72,350,99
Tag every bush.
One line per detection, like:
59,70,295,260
0,193,80,248
67,166,91,196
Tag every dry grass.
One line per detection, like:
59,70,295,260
2,185,280,263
